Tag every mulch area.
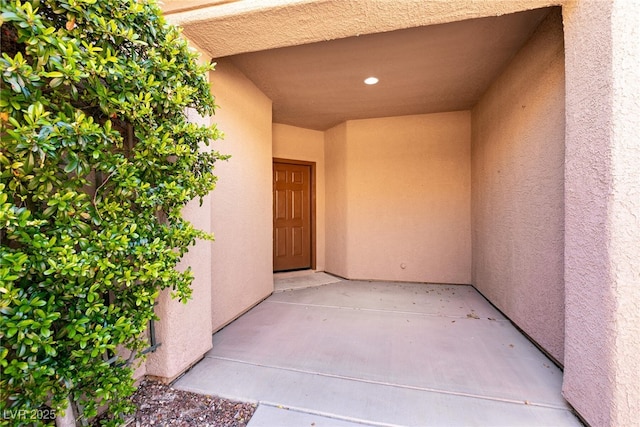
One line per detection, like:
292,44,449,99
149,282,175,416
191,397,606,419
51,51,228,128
122,380,257,426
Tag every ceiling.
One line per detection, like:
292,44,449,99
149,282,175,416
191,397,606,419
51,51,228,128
219,8,552,130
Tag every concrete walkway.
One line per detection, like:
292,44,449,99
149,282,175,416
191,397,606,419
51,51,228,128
174,275,582,426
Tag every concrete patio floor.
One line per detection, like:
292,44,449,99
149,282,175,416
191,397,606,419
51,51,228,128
174,273,582,426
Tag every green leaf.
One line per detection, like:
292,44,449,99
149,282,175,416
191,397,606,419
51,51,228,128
49,77,64,88
64,158,78,173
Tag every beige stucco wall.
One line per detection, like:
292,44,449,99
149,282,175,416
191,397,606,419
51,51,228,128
145,45,216,380
146,192,215,379
208,59,274,332
471,10,565,363
272,124,326,271
169,0,565,58
563,1,640,426
325,112,471,284
608,2,640,424
324,122,349,278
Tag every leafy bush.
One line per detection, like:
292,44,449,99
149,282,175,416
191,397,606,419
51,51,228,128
0,0,225,424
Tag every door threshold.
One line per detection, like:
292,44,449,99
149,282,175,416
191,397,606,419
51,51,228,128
273,269,317,279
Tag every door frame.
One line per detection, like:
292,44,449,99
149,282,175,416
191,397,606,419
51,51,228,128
273,158,316,271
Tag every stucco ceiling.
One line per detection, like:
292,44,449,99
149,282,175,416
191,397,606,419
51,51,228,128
164,2,553,130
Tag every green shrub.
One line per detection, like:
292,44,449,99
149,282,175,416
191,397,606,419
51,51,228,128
0,0,225,424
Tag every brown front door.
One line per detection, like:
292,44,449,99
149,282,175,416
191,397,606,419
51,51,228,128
273,161,312,271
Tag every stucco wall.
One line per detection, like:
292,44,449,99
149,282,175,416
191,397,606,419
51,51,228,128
324,122,349,278
169,0,566,58
563,1,640,426
471,10,565,363
272,123,326,271
208,59,274,332
145,45,215,381
326,112,471,284
608,3,640,424
145,196,215,380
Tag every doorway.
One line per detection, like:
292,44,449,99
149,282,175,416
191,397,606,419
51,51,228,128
273,159,315,272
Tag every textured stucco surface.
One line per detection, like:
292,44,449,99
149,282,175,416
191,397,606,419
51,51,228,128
208,59,273,332
272,123,326,271
167,0,564,58
471,10,565,363
145,47,215,380
563,1,640,425
145,189,214,379
146,153,214,379
609,2,640,424
325,112,471,284
324,122,349,278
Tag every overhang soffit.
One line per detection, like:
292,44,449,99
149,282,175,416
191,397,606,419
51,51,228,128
163,0,566,58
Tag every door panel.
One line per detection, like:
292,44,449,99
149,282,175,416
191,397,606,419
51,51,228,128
295,227,309,255
275,189,287,220
274,227,287,257
292,190,303,219
273,162,311,271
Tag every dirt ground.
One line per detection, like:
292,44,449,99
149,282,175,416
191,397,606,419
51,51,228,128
124,380,256,426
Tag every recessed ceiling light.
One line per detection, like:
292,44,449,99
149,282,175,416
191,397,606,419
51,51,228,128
364,76,379,85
